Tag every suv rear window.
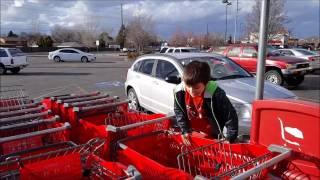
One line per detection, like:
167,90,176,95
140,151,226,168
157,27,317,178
8,48,24,57
0,49,8,57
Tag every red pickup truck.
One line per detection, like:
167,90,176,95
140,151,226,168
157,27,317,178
222,44,310,87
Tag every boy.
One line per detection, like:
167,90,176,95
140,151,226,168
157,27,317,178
174,61,238,144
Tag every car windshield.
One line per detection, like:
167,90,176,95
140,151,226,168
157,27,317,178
8,48,24,56
295,49,318,55
180,56,252,80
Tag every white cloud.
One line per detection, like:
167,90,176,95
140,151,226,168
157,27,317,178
14,0,25,7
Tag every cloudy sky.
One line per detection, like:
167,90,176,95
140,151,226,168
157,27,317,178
1,0,319,39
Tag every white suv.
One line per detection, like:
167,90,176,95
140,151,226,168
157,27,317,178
0,47,28,75
160,47,200,53
124,53,296,134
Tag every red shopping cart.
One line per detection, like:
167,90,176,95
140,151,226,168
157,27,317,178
117,131,292,179
72,111,173,160
0,85,33,109
0,138,141,180
0,118,71,156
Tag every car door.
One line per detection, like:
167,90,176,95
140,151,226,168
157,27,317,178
59,50,70,61
68,49,81,61
135,59,157,111
152,59,181,114
240,46,258,73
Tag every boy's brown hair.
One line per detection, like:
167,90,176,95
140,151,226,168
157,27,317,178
183,61,211,86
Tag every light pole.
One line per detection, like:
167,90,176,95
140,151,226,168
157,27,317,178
222,0,232,43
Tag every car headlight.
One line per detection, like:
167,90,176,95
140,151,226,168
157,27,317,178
286,64,296,69
233,103,252,120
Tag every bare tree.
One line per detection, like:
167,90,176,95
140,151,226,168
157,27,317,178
126,15,156,52
169,29,187,46
246,0,290,39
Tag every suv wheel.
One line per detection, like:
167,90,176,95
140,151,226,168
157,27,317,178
265,70,283,85
10,67,20,74
127,88,140,111
0,65,6,75
53,56,61,62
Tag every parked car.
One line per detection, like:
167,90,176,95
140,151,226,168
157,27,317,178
125,53,296,134
48,48,96,62
160,47,200,53
222,44,310,87
0,47,28,75
273,48,320,71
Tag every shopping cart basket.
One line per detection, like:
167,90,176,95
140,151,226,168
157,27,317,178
72,111,173,160
61,95,120,122
0,138,141,180
0,119,71,156
117,131,292,179
0,85,32,109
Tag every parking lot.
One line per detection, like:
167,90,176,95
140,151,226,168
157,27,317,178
0,54,319,103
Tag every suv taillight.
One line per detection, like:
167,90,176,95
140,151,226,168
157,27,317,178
10,59,14,64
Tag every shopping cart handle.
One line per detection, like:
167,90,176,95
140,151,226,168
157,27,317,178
0,122,71,144
126,165,142,180
0,115,59,131
0,105,44,118
73,100,130,113
64,96,119,108
230,144,292,180
106,115,175,132
0,110,51,126
0,101,42,112
55,91,100,101
59,94,109,104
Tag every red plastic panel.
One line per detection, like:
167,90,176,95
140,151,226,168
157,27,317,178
250,99,320,158
250,100,320,179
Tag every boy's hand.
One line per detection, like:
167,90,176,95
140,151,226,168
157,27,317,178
181,133,191,146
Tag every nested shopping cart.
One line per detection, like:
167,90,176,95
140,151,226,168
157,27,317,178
0,112,71,158
72,111,173,160
0,85,33,109
117,130,292,180
0,138,141,180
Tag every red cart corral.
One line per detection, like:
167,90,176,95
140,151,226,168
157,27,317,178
117,130,291,179
250,99,320,179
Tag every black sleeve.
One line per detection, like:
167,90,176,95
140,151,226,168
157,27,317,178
174,92,192,134
213,88,238,142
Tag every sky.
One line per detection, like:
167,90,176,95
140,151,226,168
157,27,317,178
0,0,319,40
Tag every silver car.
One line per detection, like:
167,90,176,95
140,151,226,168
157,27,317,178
125,53,296,134
274,48,320,70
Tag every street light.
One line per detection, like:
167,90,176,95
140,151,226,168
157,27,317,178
222,0,232,43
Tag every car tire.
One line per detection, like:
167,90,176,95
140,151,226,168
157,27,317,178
81,56,88,63
286,75,304,87
127,88,141,111
0,65,6,75
10,67,20,74
265,70,283,85
53,56,61,62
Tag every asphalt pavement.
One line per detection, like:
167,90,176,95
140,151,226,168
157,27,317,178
0,55,319,103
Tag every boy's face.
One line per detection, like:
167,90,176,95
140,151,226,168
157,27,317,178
185,82,206,97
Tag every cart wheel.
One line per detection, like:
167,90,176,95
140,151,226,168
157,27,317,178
127,88,140,111
10,67,20,74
